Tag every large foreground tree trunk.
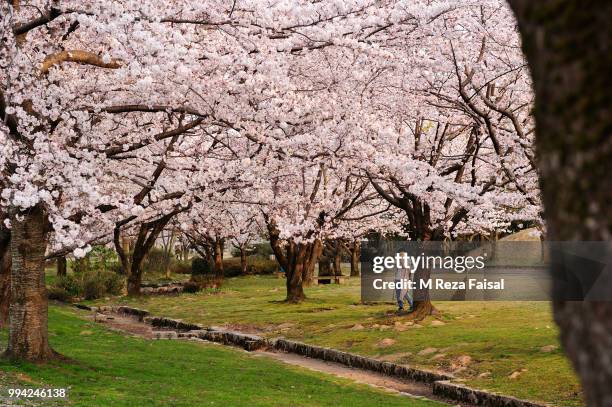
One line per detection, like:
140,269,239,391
3,205,56,361
0,226,11,328
509,2,611,405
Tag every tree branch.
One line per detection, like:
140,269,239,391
41,50,122,74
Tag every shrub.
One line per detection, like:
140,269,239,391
170,260,191,274
89,246,119,272
51,270,125,301
71,257,90,274
251,242,274,259
47,286,71,302
223,258,243,277
108,262,124,275
103,271,125,295
249,258,278,274
68,245,120,274
55,274,82,297
223,257,278,277
83,273,106,300
191,257,212,276
143,247,173,274
182,281,201,293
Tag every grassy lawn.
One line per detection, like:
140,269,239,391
0,306,441,407
97,275,582,406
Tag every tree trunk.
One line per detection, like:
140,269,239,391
285,243,307,303
127,234,149,296
286,269,306,303
213,239,224,282
318,256,332,276
0,227,11,328
406,228,437,319
333,240,342,276
302,238,322,286
266,220,321,303
508,2,612,405
350,240,360,277
3,205,56,361
126,268,142,296
239,247,248,274
285,241,321,302
117,214,174,296
56,257,67,277
409,300,435,320
163,230,176,279
406,265,436,319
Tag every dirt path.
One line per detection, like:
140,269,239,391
91,311,458,406
90,312,157,338
255,351,448,403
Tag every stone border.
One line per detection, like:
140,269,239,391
79,304,549,407
117,306,150,321
143,316,203,332
273,338,450,384
141,284,184,295
140,281,185,288
433,381,546,407
192,329,268,351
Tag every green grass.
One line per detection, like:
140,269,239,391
98,275,582,406
0,306,441,407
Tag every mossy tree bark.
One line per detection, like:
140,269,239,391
508,1,612,405
3,205,56,361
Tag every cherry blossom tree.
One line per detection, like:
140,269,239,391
325,1,541,317
0,0,247,359
1,0,543,360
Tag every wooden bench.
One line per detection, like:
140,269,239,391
316,275,349,285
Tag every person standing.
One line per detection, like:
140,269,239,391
394,251,413,312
